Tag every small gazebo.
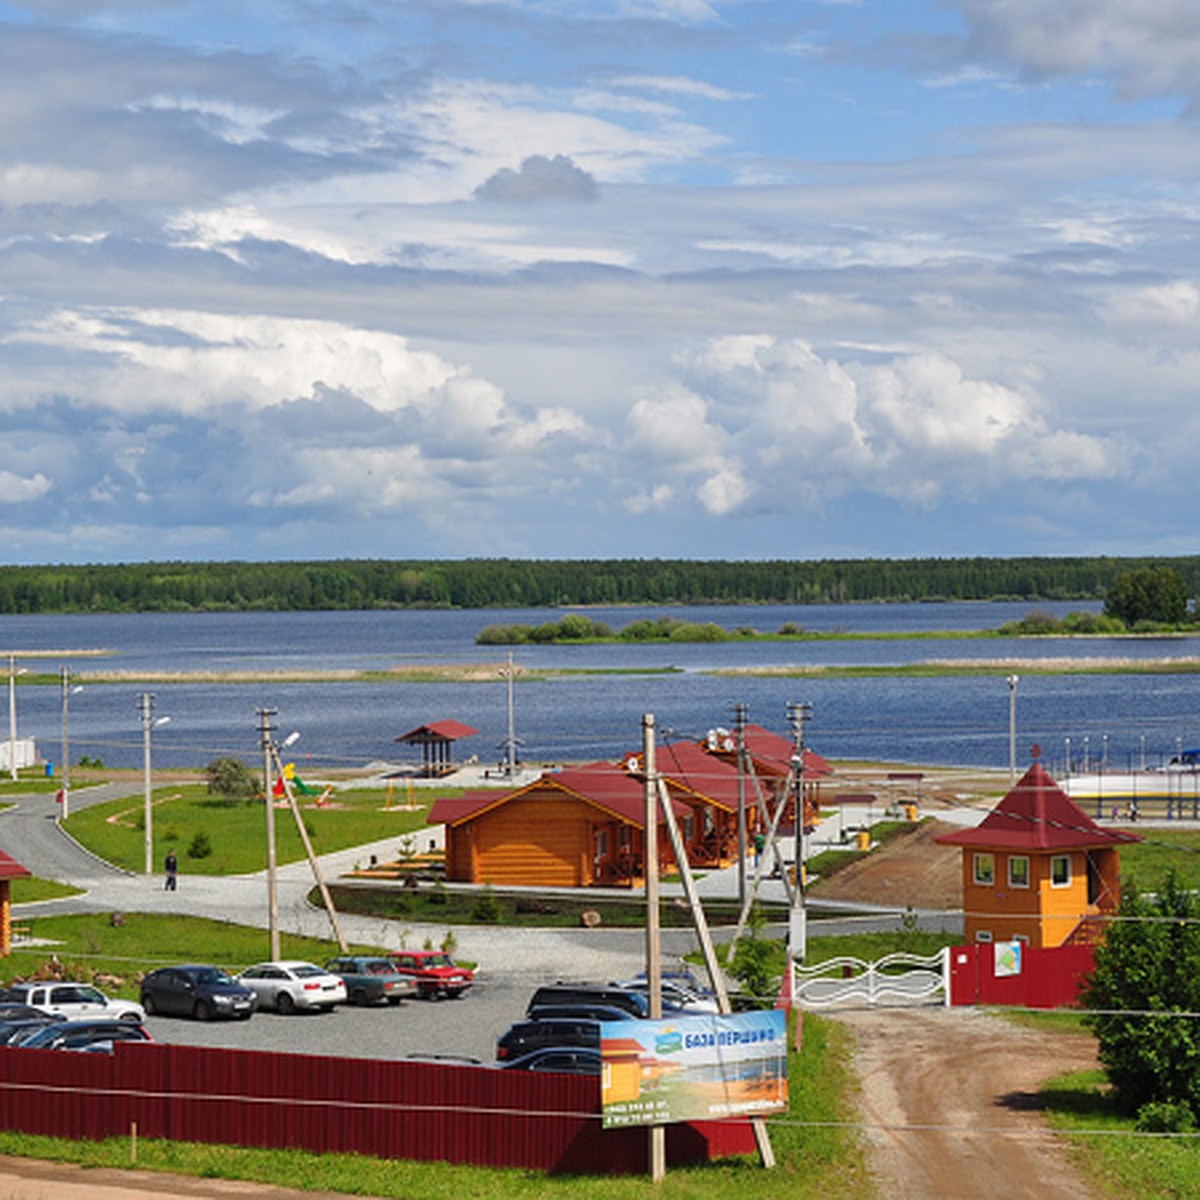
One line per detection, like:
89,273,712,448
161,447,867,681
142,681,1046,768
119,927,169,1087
0,849,31,956
395,719,478,777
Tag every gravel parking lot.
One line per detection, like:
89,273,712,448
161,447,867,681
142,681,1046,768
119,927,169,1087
140,975,536,1065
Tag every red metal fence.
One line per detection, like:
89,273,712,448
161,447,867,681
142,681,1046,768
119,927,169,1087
0,1042,754,1174
947,942,1096,1009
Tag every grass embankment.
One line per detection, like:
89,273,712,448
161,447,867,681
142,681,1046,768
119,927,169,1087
64,784,450,876
326,883,788,929
1043,1070,1200,1199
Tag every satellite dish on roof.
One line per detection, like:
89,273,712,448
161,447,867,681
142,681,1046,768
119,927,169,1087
624,755,641,773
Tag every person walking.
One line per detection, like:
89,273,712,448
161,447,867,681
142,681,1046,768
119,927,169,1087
164,848,178,891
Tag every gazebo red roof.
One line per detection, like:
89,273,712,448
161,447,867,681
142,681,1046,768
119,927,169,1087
395,720,478,744
934,762,1143,852
0,849,30,880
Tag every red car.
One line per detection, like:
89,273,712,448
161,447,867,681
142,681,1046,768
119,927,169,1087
388,951,474,1000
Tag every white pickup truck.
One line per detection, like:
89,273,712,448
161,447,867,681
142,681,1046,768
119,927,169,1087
7,981,146,1023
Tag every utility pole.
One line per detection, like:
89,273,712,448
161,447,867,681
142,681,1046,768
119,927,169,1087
787,701,813,969
642,713,664,1182
258,707,281,961
734,702,748,910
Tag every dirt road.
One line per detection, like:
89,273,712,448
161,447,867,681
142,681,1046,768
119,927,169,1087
835,1005,1100,1199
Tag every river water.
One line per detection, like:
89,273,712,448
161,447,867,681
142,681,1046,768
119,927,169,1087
2,601,1197,775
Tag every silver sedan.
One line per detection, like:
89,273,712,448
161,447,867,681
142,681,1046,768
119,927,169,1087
236,960,348,1014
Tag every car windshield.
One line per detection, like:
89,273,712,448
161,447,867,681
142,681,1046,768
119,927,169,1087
74,986,107,1003
291,964,324,978
422,954,451,966
192,968,233,985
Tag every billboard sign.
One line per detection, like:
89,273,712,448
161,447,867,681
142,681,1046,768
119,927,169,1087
600,1009,787,1128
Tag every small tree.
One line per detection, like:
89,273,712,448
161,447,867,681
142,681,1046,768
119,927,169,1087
205,756,257,801
1082,872,1200,1119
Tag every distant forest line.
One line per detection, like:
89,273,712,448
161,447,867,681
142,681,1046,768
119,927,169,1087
0,556,1196,615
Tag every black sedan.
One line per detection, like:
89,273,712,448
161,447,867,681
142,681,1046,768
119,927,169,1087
500,1047,603,1075
14,1019,153,1051
140,964,258,1021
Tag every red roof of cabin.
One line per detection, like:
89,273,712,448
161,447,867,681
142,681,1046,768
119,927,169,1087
934,762,1142,852
741,724,832,778
396,720,478,744
429,763,688,829
656,741,744,811
0,849,30,881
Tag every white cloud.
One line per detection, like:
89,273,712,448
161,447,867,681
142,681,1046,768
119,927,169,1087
0,470,51,503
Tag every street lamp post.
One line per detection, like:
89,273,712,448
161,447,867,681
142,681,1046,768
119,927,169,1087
140,694,170,875
1007,675,1019,785
60,668,82,820
8,653,22,782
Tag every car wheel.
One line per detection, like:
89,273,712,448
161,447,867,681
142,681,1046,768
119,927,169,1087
351,987,368,1007
141,993,157,1016
193,999,212,1022
387,996,402,1006
119,1011,142,1022
236,1011,253,1021
419,984,435,1000
276,992,295,1015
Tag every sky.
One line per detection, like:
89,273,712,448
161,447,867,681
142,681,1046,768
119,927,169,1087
2,1,1200,565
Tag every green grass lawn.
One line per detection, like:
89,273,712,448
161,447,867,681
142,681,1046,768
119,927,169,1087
10,876,84,903
1117,829,1200,891
1043,1069,1200,1200
64,784,457,875
0,912,364,992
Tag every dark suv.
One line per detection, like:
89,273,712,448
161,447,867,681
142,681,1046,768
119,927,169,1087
496,1016,603,1062
525,983,648,1019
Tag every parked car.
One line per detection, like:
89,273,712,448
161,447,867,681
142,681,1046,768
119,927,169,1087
496,1016,602,1062
525,1003,636,1024
0,1016,57,1045
7,981,146,1023
612,977,721,1014
0,1003,49,1022
525,983,648,1020
324,956,416,1006
236,961,347,1013
387,951,474,999
13,1019,153,1051
140,964,258,1021
500,1046,603,1075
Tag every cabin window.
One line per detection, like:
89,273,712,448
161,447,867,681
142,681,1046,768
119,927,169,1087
975,930,993,943
594,830,608,862
973,853,995,886
1008,856,1030,888
1051,855,1071,887
682,815,695,841
618,825,631,849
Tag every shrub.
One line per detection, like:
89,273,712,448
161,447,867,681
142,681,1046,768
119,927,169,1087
472,886,502,923
1135,1100,1196,1134
205,756,256,801
187,830,213,859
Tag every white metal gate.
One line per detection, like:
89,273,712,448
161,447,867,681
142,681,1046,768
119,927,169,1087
791,948,949,1008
